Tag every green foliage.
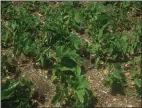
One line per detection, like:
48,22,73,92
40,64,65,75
104,63,127,94
131,70,142,96
51,60,93,107
1,54,18,78
134,78,141,88
133,77,142,96
1,1,141,107
1,79,35,108
1,53,36,108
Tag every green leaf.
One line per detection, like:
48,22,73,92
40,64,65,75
76,89,85,103
56,46,81,61
81,77,89,88
113,63,122,71
98,23,109,40
11,21,17,30
74,11,81,24
2,30,9,41
112,70,122,80
1,90,14,100
95,57,100,66
77,76,89,89
56,46,64,57
51,75,57,81
104,76,110,82
1,80,20,100
60,57,77,69
69,33,82,49
3,80,20,91
91,43,101,53
134,78,141,88
120,36,128,53
51,91,62,104
52,85,63,104
76,65,81,75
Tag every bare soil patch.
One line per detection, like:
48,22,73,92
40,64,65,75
86,68,141,107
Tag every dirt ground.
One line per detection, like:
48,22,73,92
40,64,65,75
86,68,141,107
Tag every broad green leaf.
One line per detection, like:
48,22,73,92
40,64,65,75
74,11,81,24
134,78,141,88
2,80,20,100
2,30,9,41
1,90,14,100
5,80,20,91
81,77,89,89
113,63,122,71
76,89,85,103
60,57,77,68
69,33,82,49
77,76,89,89
112,70,122,80
56,46,64,57
96,3,105,13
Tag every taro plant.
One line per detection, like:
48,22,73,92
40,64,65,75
104,63,127,94
133,78,142,96
1,53,36,108
50,46,94,107
131,69,141,96
2,1,142,107
51,59,94,107
1,79,35,108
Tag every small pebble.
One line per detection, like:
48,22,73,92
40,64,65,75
113,98,116,101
